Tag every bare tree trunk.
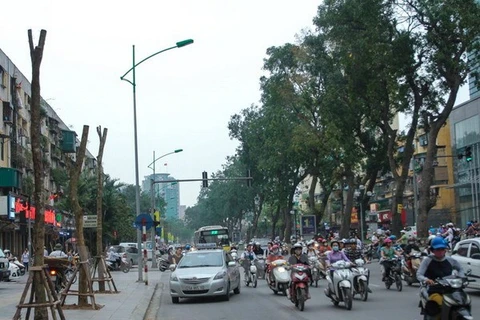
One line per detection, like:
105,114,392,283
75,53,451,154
308,176,317,210
28,29,48,320
68,126,90,306
95,126,108,292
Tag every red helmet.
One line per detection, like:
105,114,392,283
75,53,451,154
271,245,279,250
384,238,392,244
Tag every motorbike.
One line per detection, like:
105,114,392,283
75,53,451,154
256,257,266,279
243,259,258,288
402,250,425,286
382,257,403,291
419,275,473,320
364,243,380,261
288,264,310,311
48,267,66,293
351,258,371,301
7,261,22,280
308,256,321,287
318,253,328,279
266,257,290,295
325,260,354,310
9,257,26,276
157,256,170,272
106,253,130,273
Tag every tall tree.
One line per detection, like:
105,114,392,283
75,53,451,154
28,28,48,319
68,125,91,306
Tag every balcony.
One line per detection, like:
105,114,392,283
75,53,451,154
0,167,22,188
3,101,13,125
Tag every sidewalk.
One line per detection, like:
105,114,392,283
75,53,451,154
0,267,165,320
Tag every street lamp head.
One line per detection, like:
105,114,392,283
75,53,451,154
174,149,183,153
176,39,194,48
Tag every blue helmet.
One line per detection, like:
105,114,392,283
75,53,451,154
185,244,191,250
389,235,397,241
430,236,448,250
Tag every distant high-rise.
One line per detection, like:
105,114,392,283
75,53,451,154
142,173,180,219
468,0,480,99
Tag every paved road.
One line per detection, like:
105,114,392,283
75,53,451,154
156,262,480,320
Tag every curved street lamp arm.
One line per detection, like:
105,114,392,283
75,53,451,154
147,150,181,169
120,45,178,80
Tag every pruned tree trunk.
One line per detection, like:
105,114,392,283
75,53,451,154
95,126,108,292
308,175,317,210
68,126,90,306
28,29,48,320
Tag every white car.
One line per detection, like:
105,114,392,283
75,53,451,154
451,238,480,289
169,249,241,303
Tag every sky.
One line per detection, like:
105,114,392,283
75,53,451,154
1,0,323,207
1,0,471,208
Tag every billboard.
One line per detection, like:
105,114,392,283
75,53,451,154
301,215,316,235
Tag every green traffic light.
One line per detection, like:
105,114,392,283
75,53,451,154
466,146,473,162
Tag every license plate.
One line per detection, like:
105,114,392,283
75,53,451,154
184,285,204,291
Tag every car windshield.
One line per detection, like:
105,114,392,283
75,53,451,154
178,252,223,268
0,249,4,258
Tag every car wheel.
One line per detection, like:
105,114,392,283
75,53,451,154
222,283,230,301
234,283,240,294
171,297,179,304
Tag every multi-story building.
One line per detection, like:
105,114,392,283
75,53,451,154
142,173,180,219
0,48,95,255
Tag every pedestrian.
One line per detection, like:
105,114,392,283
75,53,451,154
22,248,30,272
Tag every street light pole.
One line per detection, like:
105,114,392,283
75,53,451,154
148,149,183,269
120,40,193,282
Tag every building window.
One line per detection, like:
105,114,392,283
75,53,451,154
455,115,480,148
418,134,429,147
0,139,4,161
0,66,5,88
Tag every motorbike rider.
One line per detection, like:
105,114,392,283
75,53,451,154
344,238,364,262
240,243,257,278
404,236,421,275
417,236,464,312
288,243,311,299
306,240,319,258
380,238,399,281
326,240,351,274
253,242,264,256
49,243,68,258
172,247,183,264
265,244,283,277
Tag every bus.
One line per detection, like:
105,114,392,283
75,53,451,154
193,225,231,251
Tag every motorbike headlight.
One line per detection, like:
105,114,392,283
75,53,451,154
447,278,463,289
277,267,286,272
214,271,227,280
170,274,178,282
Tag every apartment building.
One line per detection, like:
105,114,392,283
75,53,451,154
0,48,96,255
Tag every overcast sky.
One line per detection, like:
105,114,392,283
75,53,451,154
1,0,324,207
1,0,470,208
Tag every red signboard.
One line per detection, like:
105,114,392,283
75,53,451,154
378,208,407,226
14,198,56,225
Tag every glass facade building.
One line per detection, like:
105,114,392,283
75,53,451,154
142,173,180,219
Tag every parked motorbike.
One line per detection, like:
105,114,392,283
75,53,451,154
325,260,354,310
351,258,371,301
419,275,473,320
244,259,258,288
266,257,290,295
288,264,310,311
308,256,321,287
402,250,425,286
157,256,170,272
383,257,403,291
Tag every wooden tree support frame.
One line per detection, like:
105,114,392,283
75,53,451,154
60,260,96,308
13,266,66,320
90,255,119,293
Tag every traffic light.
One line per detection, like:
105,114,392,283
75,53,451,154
202,171,208,188
466,146,473,162
246,169,252,187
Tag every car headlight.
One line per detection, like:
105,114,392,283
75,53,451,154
170,274,178,282
214,271,227,280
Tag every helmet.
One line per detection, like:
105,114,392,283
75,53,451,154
3,249,10,253
293,243,303,249
330,240,340,247
430,236,448,250
168,245,174,252
348,238,356,244
271,245,279,251
54,243,63,251
247,242,253,247
184,244,191,250
255,242,260,246
341,239,347,243
408,236,416,241
384,238,392,244
307,240,315,246
389,235,397,241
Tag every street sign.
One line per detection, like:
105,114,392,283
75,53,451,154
134,213,153,230
83,215,97,228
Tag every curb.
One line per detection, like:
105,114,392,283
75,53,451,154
143,272,166,320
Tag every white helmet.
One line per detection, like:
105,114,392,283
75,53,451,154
307,240,315,246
